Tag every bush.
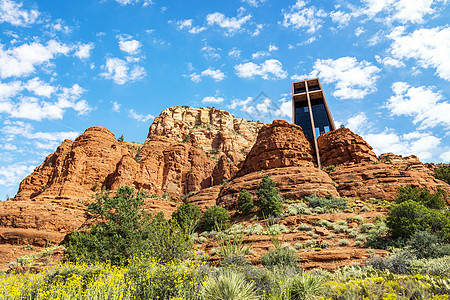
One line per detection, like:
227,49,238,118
172,203,202,234
407,230,450,259
386,200,450,240
395,185,446,209
260,247,298,267
257,175,283,217
434,166,450,184
201,205,230,231
305,194,348,213
67,186,192,265
237,189,255,215
288,274,324,300
366,250,414,274
201,270,258,300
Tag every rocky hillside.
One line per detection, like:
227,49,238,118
1,105,449,270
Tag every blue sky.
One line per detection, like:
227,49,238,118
0,0,449,199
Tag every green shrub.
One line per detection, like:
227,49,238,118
287,273,324,300
338,239,350,246
297,223,313,231
201,205,230,231
407,230,450,259
386,200,450,240
172,203,202,234
395,185,446,209
366,250,414,274
260,247,298,267
238,189,255,215
433,166,450,184
412,256,450,276
257,175,283,217
67,186,192,266
201,270,258,300
305,194,348,213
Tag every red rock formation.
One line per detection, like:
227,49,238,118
330,154,450,201
236,120,315,177
317,128,378,167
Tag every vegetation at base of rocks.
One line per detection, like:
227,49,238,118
394,185,446,209
134,147,142,162
257,175,283,218
238,189,255,215
434,165,450,184
305,194,348,213
117,134,124,142
172,203,202,234
66,186,192,266
200,205,230,231
4,260,450,300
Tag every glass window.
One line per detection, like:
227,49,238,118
324,126,330,133
304,107,309,113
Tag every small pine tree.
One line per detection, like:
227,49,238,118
134,147,142,162
237,189,255,215
257,175,283,217
434,166,450,185
172,203,202,234
117,134,124,142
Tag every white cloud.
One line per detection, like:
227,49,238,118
0,0,39,27
228,48,241,58
385,82,450,129
112,101,121,112
355,26,365,36
281,0,327,34
114,0,153,6
228,97,252,110
2,143,16,150
389,26,450,81
201,45,221,60
440,150,450,163
100,57,146,85
251,51,270,59
176,19,206,34
375,55,405,68
0,163,35,186
268,44,278,52
357,0,445,24
0,82,90,120
235,59,288,80
74,43,94,59
118,36,141,55
128,109,154,122
0,80,21,100
345,112,370,133
275,98,292,120
364,129,441,161
189,68,225,83
304,57,381,99
202,96,224,104
206,12,252,34
0,40,70,78
25,77,56,98
2,120,79,142
242,0,267,7
330,10,352,27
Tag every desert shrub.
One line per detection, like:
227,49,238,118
67,186,192,266
257,175,283,217
201,205,230,231
172,203,202,234
332,223,348,233
366,250,415,274
386,200,450,240
395,185,446,209
412,256,450,276
297,223,313,231
127,257,206,299
285,202,312,215
359,222,376,233
305,194,348,213
434,166,450,184
287,273,324,300
201,270,258,300
237,189,255,215
407,230,450,259
220,254,250,268
338,239,350,246
260,247,298,267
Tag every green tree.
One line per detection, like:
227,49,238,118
172,203,202,234
67,186,192,265
117,134,124,142
395,186,446,209
201,205,230,231
237,189,255,215
434,166,450,185
257,175,283,217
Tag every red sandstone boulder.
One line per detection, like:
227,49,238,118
317,128,378,167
